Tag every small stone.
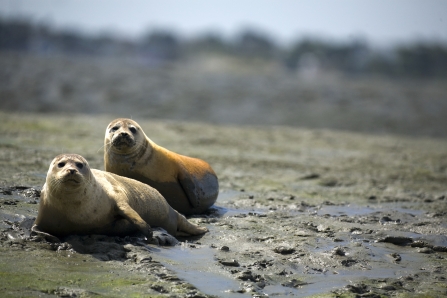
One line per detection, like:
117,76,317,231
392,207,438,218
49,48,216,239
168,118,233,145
219,259,239,267
379,216,393,224
341,259,357,267
3,200,18,205
332,247,346,256
433,246,447,252
0,189,12,195
317,225,330,232
376,236,413,245
277,269,289,275
390,253,401,262
20,188,41,198
410,240,430,248
236,270,256,281
301,173,320,180
418,247,434,254
274,246,295,255
346,284,369,294
281,279,310,288
319,179,338,187
381,285,396,291
220,246,230,252
295,230,311,237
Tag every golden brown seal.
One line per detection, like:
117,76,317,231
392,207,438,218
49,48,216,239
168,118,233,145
32,154,208,239
104,118,219,215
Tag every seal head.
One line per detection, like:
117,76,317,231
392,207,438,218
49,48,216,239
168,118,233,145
47,154,90,195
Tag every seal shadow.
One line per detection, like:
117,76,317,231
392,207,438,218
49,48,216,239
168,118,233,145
11,217,207,262
59,227,207,262
27,220,207,262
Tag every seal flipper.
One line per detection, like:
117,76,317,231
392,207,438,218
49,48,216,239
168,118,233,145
31,224,61,243
177,168,200,208
115,203,153,238
174,211,208,236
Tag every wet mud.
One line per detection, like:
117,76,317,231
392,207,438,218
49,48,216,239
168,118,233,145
1,112,447,297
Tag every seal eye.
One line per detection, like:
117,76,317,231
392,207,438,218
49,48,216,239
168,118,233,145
57,162,65,168
75,162,84,169
129,127,137,134
110,126,119,132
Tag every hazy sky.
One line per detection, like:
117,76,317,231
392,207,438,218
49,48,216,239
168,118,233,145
1,0,446,46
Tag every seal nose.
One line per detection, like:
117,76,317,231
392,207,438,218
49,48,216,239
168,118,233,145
119,132,129,137
68,169,76,175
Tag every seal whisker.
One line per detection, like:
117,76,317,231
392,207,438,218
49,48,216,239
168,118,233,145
98,141,112,154
103,141,114,155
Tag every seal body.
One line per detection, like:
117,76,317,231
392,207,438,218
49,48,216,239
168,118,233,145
104,118,218,215
33,154,208,238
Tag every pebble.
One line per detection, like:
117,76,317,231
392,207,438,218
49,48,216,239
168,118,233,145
274,246,295,254
281,279,309,288
390,253,402,262
295,230,311,237
20,188,41,198
332,247,346,256
381,285,396,291
219,259,240,267
236,270,256,281
376,235,413,245
418,247,434,254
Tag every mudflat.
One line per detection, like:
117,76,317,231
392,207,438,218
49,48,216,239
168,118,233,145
1,112,446,297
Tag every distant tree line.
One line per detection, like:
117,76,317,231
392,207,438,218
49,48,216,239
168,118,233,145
1,17,447,78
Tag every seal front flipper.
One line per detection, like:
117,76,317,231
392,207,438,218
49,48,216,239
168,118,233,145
115,203,153,238
177,168,200,208
31,224,61,243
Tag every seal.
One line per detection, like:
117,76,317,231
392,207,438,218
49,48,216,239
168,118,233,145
104,118,219,215
32,154,208,239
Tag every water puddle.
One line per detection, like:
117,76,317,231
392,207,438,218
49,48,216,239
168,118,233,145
307,203,424,217
217,189,245,203
211,189,266,218
210,205,267,218
146,245,249,297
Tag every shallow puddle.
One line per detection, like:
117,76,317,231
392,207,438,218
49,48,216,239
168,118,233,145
312,203,424,217
212,189,266,217
147,244,250,297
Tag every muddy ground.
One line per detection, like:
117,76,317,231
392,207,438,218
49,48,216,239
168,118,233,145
1,52,447,297
1,111,447,297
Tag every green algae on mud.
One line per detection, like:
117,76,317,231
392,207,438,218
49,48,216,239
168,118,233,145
0,246,153,296
0,237,204,297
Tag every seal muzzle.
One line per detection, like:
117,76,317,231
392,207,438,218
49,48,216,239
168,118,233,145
112,132,136,149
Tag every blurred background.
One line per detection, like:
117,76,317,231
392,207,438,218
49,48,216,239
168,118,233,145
1,0,447,137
